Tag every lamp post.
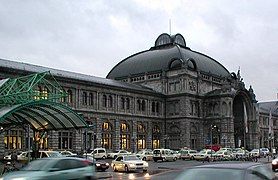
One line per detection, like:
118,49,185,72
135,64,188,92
210,125,216,158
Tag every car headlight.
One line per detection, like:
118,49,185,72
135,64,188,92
96,163,101,166
105,163,109,166
272,160,278,165
129,163,136,167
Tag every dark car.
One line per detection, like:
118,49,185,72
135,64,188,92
95,160,109,171
175,162,275,180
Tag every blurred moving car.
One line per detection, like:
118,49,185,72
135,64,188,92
0,157,96,180
180,149,197,160
136,149,153,161
175,162,275,180
111,155,148,172
107,150,132,159
153,149,177,162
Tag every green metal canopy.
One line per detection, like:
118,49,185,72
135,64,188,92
0,71,88,130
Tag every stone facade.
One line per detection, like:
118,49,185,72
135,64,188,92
0,33,277,155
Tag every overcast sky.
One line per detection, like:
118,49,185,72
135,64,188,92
0,0,277,102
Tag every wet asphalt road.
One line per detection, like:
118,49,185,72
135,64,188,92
95,157,274,180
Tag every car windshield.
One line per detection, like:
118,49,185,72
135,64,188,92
22,159,52,171
216,151,225,154
124,156,139,161
251,149,259,152
113,150,119,153
176,168,245,180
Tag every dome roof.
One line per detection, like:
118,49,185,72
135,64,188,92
107,33,231,79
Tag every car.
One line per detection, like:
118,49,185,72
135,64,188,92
180,149,197,160
260,148,270,157
272,157,278,171
60,150,77,156
95,160,110,172
0,157,96,180
111,155,148,172
219,147,232,152
153,149,177,162
232,149,249,158
249,149,261,158
107,150,132,159
84,148,107,159
136,149,153,161
175,162,275,180
194,149,215,161
172,150,181,159
212,150,233,161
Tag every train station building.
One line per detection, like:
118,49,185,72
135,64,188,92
0,33,277,156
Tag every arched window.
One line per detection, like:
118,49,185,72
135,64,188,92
137,100,141,111
82,92,87,105
152,125,161,149
142,100,146,112
137,123,146,150
169,59,183,70
187,58,197,70
89,93,93,106
151,102,156,112
156,102,160,113
126,98,130,110
108,95,113,108
42,87,49,99
102,95,107,107
120,97,125,109
102,122,112,149
34,86,42,100
67,89,73,103
120,122,130,150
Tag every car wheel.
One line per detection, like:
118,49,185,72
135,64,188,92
125,165,129,173
142,157,146,161
102,156,106,159
113,165,117,172
174,157,177,161
143,169,147,172
114,155,117,159
154,159,157,162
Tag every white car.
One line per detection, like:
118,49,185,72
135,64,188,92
212,150,233,160
107,150,132,159
136,149,153,161
111,155,148,172
84,148,107,159
194,149,215,161
249,149,260,157
180,149,197,160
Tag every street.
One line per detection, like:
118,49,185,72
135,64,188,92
95,157,275,179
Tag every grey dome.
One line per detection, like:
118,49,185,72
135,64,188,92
107,33,231,79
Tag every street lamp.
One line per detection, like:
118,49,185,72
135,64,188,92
210,125,216,157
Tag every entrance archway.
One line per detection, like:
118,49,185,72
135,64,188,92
233,93,250,148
